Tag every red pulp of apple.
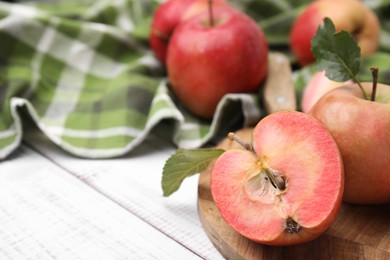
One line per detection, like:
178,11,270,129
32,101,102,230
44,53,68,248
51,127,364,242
211,111,344,245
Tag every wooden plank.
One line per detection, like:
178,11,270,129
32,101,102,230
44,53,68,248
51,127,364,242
23,128,224,260
0,145,202,259
198,128,390,259
262,52,297,113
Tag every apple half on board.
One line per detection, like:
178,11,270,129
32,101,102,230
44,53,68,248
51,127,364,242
210,111,344,246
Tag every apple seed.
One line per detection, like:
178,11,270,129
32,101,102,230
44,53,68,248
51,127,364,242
264,168,286,191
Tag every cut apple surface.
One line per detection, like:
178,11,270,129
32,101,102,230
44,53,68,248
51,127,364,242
210,111,344,245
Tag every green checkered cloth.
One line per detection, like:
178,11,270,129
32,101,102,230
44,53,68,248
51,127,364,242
0,0,389,159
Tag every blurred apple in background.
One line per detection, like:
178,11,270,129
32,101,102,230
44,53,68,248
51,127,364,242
301,71,352,113
310,82,390,205
289,0,381,66
149,0,227,64
166,6,269,119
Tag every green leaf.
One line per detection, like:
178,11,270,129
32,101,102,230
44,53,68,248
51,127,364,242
161,148,225,197
311,17,361,82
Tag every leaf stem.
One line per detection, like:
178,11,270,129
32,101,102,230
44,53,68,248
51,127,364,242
352,75,369,100
336,56,369,100
370,67,378,102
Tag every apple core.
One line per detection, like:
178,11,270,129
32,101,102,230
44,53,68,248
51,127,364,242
245,166,285,204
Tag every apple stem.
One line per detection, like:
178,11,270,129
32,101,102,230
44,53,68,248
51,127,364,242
228,132,253,151
208,0,215,27
370,67,378,102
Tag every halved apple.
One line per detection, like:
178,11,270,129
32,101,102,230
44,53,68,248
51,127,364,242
211,111,344,245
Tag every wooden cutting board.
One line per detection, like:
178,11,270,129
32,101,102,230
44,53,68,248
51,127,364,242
198,128,390,260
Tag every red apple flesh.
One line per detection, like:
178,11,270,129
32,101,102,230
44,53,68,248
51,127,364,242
149,0,227,64
167,7,269,119
211,111,344,245
290,0,381,66
310,83,390,204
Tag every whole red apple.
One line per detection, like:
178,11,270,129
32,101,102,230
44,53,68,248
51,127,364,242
289,0,381,66
149,0,227,64
166,7,269,119
310,83,390,204
301,71,352,113
211,111,344,245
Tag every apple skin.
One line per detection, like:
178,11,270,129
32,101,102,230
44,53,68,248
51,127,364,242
211,111,344,245
302,71,352,113
290,0,381,66
310,83,390,204
166,7,269,119
149,0,227,64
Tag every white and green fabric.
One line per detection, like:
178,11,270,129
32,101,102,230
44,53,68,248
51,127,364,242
1,0,389,159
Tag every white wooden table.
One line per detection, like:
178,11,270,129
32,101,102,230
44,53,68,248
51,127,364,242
0,124,224,259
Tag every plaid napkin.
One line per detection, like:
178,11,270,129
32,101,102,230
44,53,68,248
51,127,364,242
0,0,389,159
